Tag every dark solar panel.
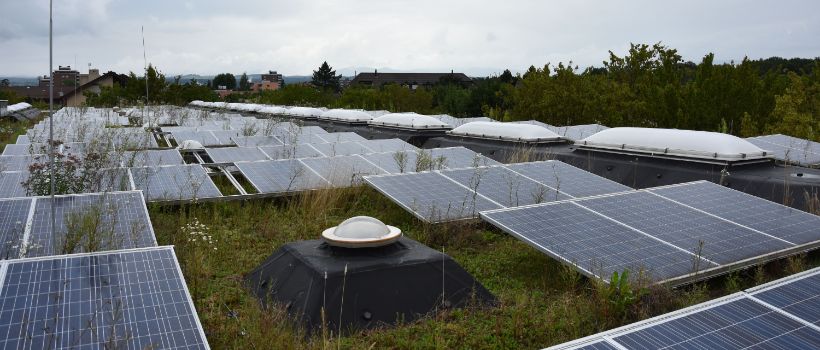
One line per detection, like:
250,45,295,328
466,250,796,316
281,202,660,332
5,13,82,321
258,144,324,160
613,297,820,349
26,192,157,258
0,247,209,349
576,191,793,265
481,202,712,282
234,160,329,193
0,171,28,198
648,181,820,245
121,150,185,167
365,171,503,222
750,269,820,326
425,147,501,169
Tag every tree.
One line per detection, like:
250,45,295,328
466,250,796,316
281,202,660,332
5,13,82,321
212,73,237,90
311,61,341,91
239,73,251,91
0,79,9,87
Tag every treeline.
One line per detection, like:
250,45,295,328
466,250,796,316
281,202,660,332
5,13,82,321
82,44,819,140
85,65,219,107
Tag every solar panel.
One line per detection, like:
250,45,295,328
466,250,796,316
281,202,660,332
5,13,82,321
258,144,324,160
309,141,373,157
210,130,243,145
425,147,501,169
358,150,423,174
316,132,367,143
121,150,185,167
748,267,820,326
550,124,609,141
357,139,417,153
300,155,387,187
442,166,570,207
204,147,270,163
293,125,327,134
550,267,820,350
130,165,222,201
230,135,283,147
171,130,221,147
278,133,328,145
0,171,28,198
612,296,820,349
24,191,157,258
1,143,46,156
648,181,820,245
0,247,210,349
234,160,330,193
481,181,820,285
746,134,820,167
506,161,631,198
0,198,32,259
577,191,793,265
481,201,710,282
365,171,503,222
0,155,38,172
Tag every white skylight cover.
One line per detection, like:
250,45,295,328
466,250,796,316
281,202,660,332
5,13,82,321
318,109,373,122
286,107,324,118
368,113,452,130
7,103,32,113
579,127,770,161
258,106,288,115
448,121,564,142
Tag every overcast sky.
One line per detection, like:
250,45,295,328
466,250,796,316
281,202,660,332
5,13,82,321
1,0,818,77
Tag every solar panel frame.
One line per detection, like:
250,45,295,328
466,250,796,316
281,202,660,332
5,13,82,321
0,246,210,349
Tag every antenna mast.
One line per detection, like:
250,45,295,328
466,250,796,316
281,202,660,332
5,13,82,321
141,26,149,124
48,0,56,238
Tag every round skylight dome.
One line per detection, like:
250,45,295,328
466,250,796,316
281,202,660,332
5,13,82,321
579,127,770,161
177,139,204,150
449,122,564,143
321,216,402,248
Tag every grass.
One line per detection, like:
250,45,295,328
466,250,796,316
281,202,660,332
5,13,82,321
147,186,820,349
1,117,39,153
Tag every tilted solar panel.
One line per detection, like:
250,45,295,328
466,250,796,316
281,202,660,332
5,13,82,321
506,161,631,198
365,171,503,222
357,138,418,153
442,166,569,207
258,144,324,160
26,191,157,258
234,159,329,193
130,165,222,202
0,247,210,349
309,141,373,157
0,198,32,259
748,268,820,326
300,155,387,187
204,147,270,163
230,135,283,147
0,171,28,198
316,132,367,143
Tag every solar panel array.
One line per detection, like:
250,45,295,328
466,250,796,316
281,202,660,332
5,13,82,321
548,267,820,350
746,134,820,167
481,181,820,285
130,165,223,202
0,247,210,349
512,121,610,140
365,160,630,222
234,147,497,194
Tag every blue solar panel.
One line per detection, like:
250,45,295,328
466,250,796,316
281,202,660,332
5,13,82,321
234,160,329,193
576,191,793,265
0,247,209,349
27,192,157,258
358,150,421,174
505,161,631,198
258,144,323,160
750,269,820,326
442,166,570,207
648,181,820,245
309,142,373,157
121,150,185,167
481,202,712,282
612,297,820,350
0,171,28,198
0,198,32,259
365,171,503,222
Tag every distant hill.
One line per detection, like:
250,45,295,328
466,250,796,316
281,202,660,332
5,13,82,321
167,74,314,86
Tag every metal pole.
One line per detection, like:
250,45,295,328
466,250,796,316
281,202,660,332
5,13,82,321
49,0,56,237
142,26,148,124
